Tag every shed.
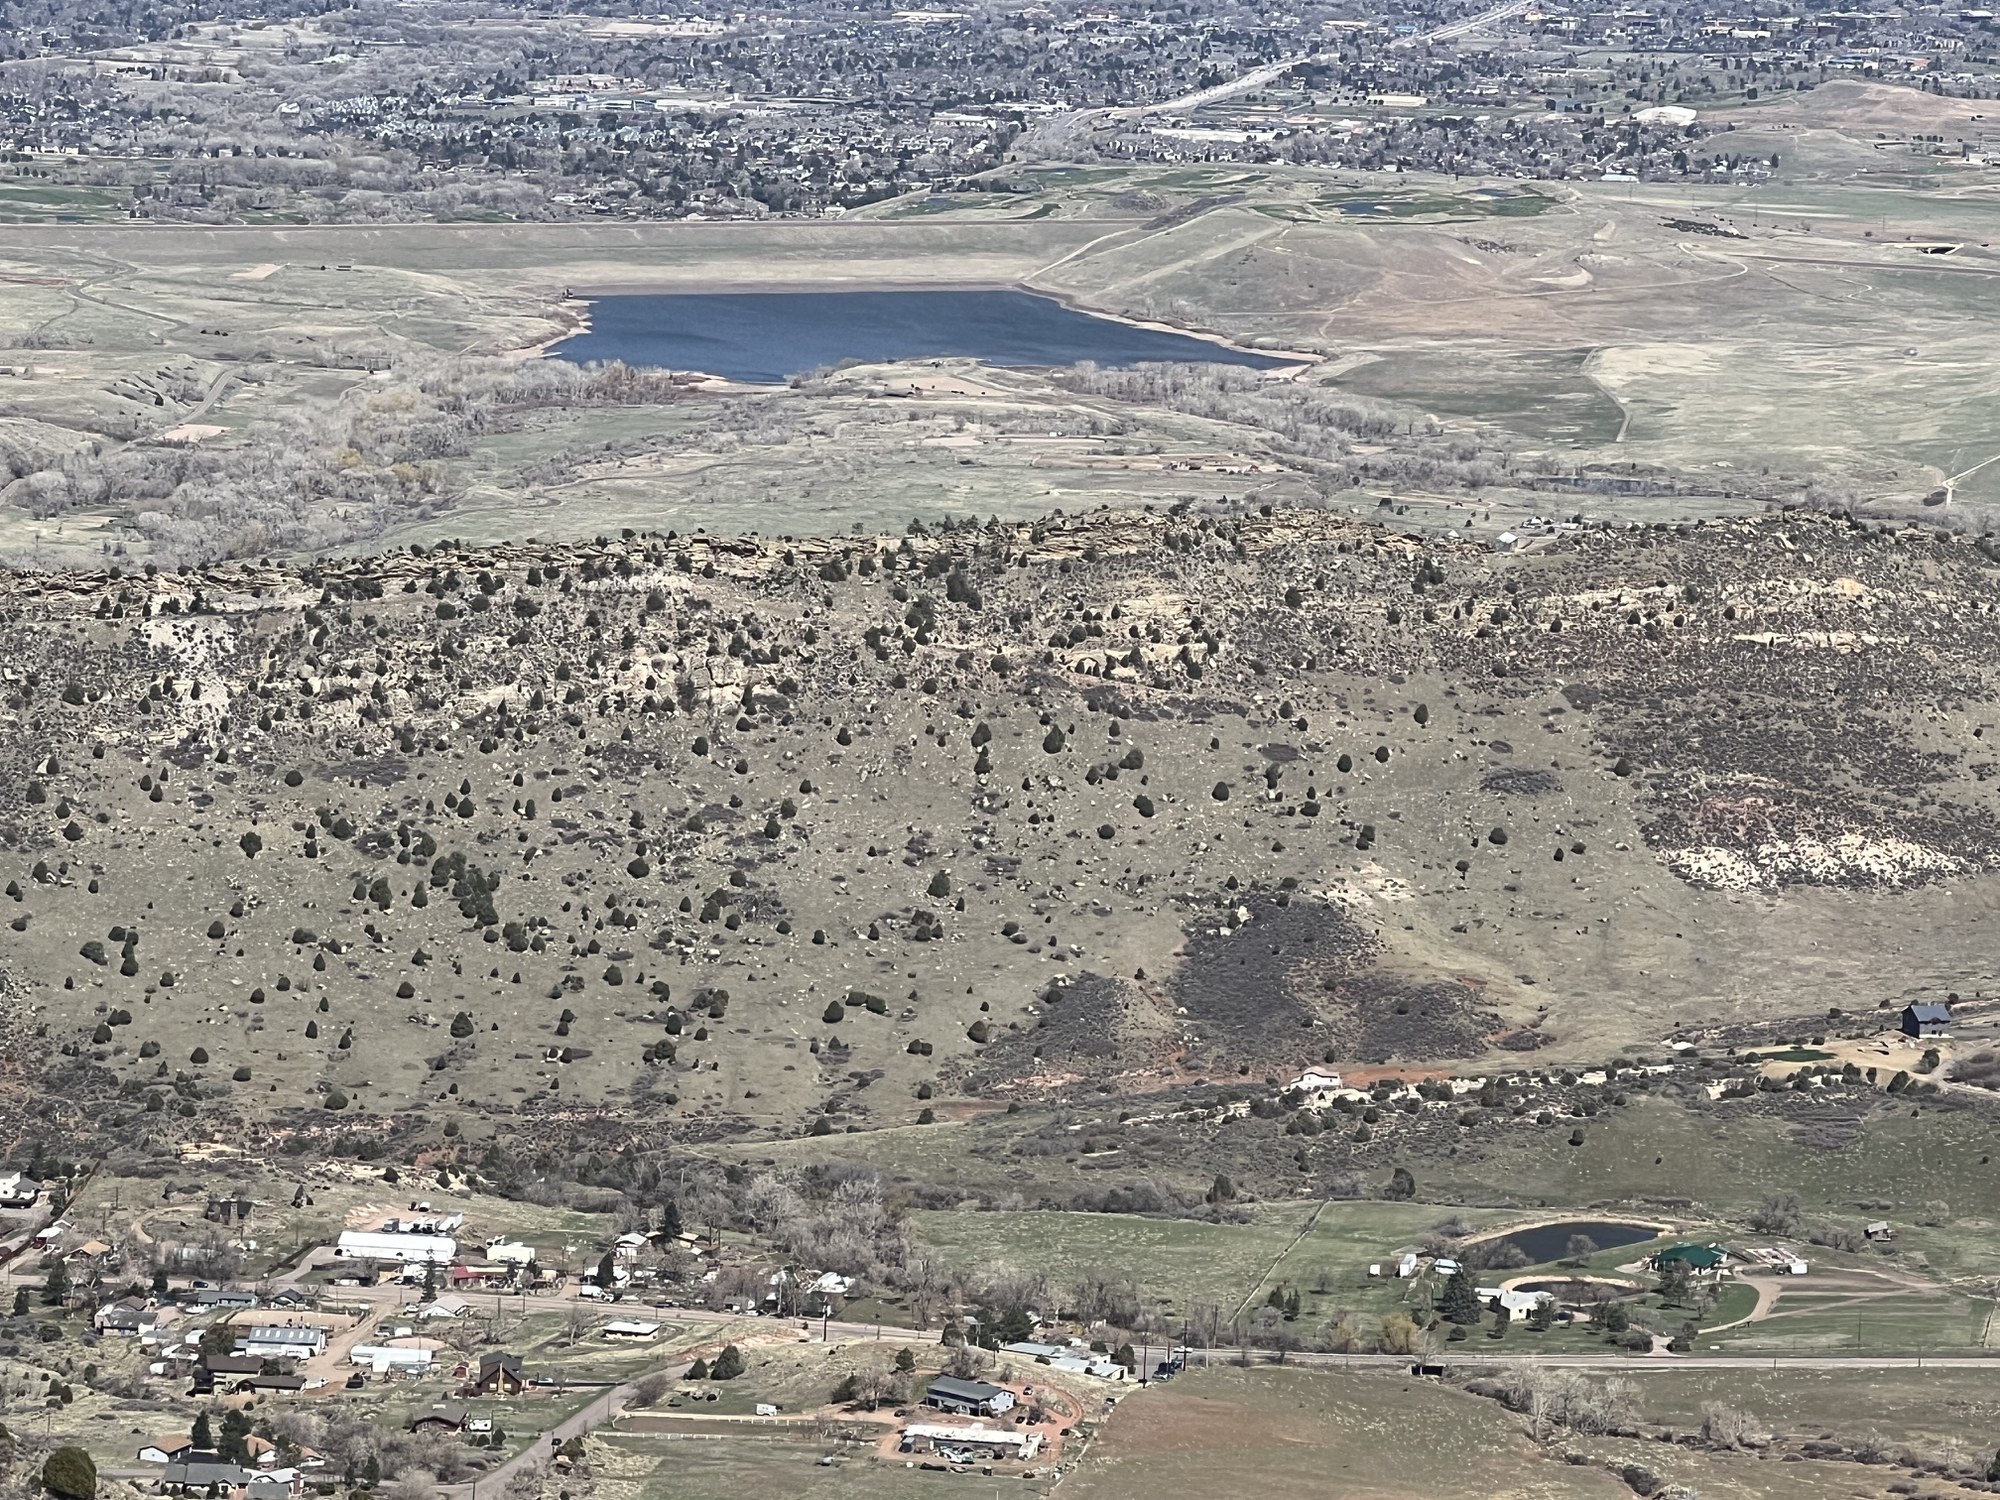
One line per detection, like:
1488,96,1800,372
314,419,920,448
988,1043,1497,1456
1902,1002,1952,1038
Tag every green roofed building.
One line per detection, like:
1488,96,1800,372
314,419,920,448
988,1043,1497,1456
1653,1243,1726,1271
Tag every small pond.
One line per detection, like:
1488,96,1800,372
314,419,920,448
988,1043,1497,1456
1492,1219,1662,1265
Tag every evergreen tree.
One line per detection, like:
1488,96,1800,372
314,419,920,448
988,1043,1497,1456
710,1344,745,1380
1439,1264,1482,1326
596,1251,617,1290
218,1409,252,1466
42,1261,70,1306
191,1411,213,1450
1657,1256,1694,1306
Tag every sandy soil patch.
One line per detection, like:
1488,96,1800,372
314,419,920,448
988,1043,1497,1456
230,262,282,281
153,423,225,445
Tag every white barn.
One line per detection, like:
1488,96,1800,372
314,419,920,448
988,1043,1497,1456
335,1230,456,1264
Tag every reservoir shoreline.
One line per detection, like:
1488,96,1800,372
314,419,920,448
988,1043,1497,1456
545,282,1318,379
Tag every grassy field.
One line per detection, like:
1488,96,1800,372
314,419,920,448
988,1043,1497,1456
0,180,131,221
1058,1365,1991,1500
1058,1366,1627,1500
593,1432,1003,1500
909,1205,1312,1313
1420,1096,2000,1267
1704,1285,1992,1354
1618,1365,2000,1454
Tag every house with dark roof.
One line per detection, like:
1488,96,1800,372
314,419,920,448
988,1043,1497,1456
97,1296,162,1334
158,1459,250,1497
192,1355,263,1396
246,1471,304,1500
1902,1002,1952,1038
185,1287,258,1311
923,1376,1017,1417
472,1351,526,1396
408,1402,469,1434
1653,1243,1728,1272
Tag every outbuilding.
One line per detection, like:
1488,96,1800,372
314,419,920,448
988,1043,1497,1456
238,1326,328,1360
1902,1002,1952,1038
601,1320,661,1341
335,1230,457,1264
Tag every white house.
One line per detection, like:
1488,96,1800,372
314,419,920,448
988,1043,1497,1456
484,1240,539,1266
0,1172,40,1208
1289,1069,1343,1104
417,1294,471,1320
335,1230,456,1264
1478,1287,1552,1318
601,1320,660,1341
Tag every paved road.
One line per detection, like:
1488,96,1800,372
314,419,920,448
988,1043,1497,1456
1397,0,1533,47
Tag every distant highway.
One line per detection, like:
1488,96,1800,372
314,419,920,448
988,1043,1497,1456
1080,0,1532,129
1398,0,1535,48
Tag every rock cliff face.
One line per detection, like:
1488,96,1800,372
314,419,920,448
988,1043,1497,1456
1,506,1996,1155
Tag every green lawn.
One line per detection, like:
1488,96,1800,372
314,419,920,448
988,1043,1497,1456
910,1205,1307,1312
